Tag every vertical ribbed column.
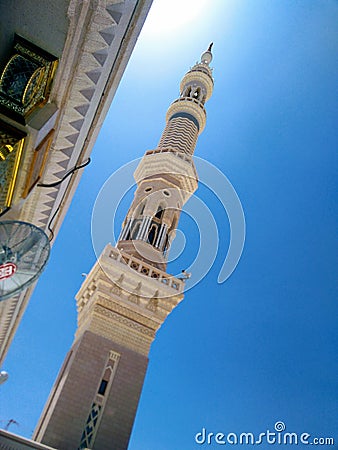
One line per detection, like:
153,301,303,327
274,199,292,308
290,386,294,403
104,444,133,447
135,216,148,240
119,218,132,240
138,216,152,241
154,223,168,249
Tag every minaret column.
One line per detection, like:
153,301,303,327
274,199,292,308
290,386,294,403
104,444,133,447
154,222,168,249
137,215,152,240
119,218,132,240
34,46,214,450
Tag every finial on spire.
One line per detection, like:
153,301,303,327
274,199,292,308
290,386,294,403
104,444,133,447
201,43,213,65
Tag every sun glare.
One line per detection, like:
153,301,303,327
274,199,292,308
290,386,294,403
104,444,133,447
143,0,209,34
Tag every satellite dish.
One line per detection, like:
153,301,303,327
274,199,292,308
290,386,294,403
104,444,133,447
0,221,50,301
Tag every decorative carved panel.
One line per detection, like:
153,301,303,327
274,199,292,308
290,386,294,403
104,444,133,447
0,35,58,123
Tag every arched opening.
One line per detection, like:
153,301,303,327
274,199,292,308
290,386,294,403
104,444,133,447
193,87,201,100
184,86,192,97
155,206,164,220
147,224,158,246
135,201,145,217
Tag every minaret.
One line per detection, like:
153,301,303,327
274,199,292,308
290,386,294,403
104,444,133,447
34,46,214,450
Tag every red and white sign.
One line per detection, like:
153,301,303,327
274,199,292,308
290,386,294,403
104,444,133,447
0,263,17,280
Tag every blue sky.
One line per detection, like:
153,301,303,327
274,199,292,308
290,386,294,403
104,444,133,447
1,1,337,448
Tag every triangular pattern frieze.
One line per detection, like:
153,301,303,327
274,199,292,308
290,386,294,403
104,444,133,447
53,169,67,179
99,29,115,46
43,200,56,209
79,88,95,101
65,133,80,145
46,189,58,200
106,8,122,25
74,104,90,117
92,49,109,67
59,146,74,158
85,70,102,85
69,119,85,131
38,216,49,226
40,209,52,217
56,158,70,170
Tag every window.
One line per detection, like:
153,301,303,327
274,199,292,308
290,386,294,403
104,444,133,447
98,379,108,396
78,403,102,449
78,351,120,450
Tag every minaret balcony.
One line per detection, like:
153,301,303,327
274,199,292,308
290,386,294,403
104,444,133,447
180,66,214,101
134,149,198,196
189,64,214,79
175,96,206,111
75,245,184,322
106,245,184,293
145,148,193,163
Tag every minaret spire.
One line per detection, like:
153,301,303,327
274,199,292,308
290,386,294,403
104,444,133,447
201,42,213,65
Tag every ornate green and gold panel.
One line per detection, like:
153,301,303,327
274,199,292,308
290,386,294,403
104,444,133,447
0,120,26,215
0,35,58,123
